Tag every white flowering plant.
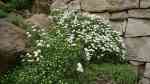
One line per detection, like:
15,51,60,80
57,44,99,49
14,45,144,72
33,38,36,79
0,9,128,84
0,23,87,84
51,9,126,63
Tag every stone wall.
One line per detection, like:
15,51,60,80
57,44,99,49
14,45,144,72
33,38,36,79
50,0,150,83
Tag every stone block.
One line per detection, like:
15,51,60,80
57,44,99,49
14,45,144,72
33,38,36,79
124,37,150,62
144,63,150,78
81,0,139,12
140,0,150,8
110,20,127,35
81,0,109,12
139,78,150,84
110,11,128,20
126,18,150,37
128,9,150,19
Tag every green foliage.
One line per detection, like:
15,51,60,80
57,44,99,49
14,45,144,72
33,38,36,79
50,9,127,63
9,0,32,10
0,9,8,18
0,10,135,84
85,64,138,84
7,14,26,28
0,25,84,84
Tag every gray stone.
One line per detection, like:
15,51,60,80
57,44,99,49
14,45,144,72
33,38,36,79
124,37,150,62
144,63,150,78
81,0,109,12
81,0,139,12
140,0,150,8
128,9,150,19
110,11,128,20
51,0,67,9
126,18,150,37
0,21,26,72
129,60,145,66
110,20,127,35
25,14,51,28
107,0,139,12
139,78,150,84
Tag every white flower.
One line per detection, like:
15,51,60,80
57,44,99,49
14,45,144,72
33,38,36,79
37,43,43,47
76,63,84,72
27,59,34,62
31,25,37,29
33,51,39,57
36,57,40,62
46,44,50,48
32,29,37,31
27,34,31,38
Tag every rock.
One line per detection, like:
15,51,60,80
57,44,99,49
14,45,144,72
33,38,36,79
25,14,51,27
51,0,67,9
32,0,50,13
144,63,150,78
0,21,26,72
129,60,145,66
124,37,150,62
128,9,150,19
126,18,150,37
81,0,109,12
110,20,127,35
110,11,128,20
81,0,139,12
139,78,150,84
140,0,150,8
138,64,146,79
107,0,139,12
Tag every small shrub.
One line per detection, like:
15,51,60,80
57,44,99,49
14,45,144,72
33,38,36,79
85,64,138,84
50,9,126,63
0,9,129,84
7,14,26,28
9,0,32,10
0,9,8,18
0,25,84,84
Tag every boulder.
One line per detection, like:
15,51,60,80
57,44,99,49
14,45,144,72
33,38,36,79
140,0,150,8
0,20,26,72
25,14,51,27
126,18,150,37
81,0,139,12
128,9,150,19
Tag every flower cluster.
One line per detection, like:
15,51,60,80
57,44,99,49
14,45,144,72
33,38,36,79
52,9,126,63
23,25,49,63
23,22,84,84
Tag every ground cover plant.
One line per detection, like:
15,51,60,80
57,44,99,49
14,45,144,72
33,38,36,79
0,9,137,84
